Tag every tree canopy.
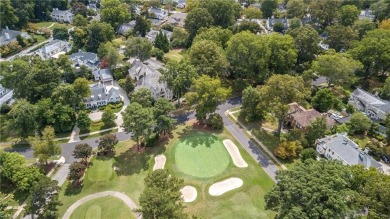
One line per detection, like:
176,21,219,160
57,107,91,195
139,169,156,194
100,0,130,29
125,37,153,61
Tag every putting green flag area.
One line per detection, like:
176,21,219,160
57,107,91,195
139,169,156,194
173,132,231,178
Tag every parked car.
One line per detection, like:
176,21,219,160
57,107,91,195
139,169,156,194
380,155,390,163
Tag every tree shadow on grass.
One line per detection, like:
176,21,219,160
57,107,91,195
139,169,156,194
64,183,84,196
176,126,220,148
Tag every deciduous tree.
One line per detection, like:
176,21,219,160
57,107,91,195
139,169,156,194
102,108,117,128
340,4,360,26
125,37,153,61
305,117,327,147
266,33,297,74
193,27,232,49
73,14,88,27
72,143,92,163
288,25,320,63
134,15,151,37
199,0,238,28
299,148,317,162
242,7,262,19
286,0,306,18
261,0,278,18
325,24,358,51
352,19,376,40
184,8,213,43
76,111,91,132
348,112,372,135
154,98,175,135
53,27,69,40
241,86,263,121
85,21,115,52
130,88,154,107
274,140,303,160
67,161,87,186
8,99,37,139
98,133,118,155
30,126,61,165
100,0,131,29
311,89,334,112
310,0,341,28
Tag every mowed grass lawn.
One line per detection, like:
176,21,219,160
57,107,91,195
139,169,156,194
70,196,136,219
33,21,72,30
58,122,276,218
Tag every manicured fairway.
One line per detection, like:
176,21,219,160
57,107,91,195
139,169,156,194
174,132,230,178
87,158,114,182
69,196,136,219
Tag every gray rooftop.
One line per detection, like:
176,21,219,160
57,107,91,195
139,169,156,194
0,29,31,46
51,9,73,17
351,88,390,113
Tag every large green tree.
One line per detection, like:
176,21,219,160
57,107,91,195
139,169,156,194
261,0,278,18
125,37,153,61
259,75,309,137
100,0,130,29
184,75,231,121
310,0,341,28
134,15,151,37
102,108,117,128
266,33,298,74
160,60,198,105
286,0,306,19
10,0,35,28
189,40,229,77
241,86,263,121
98,134,118,155
305,117,327,147
72,143,92,164
242,7,262,19
122,102,155,150
139,170,187,219
193,27,232,49
226,31,270,82
130,88,154,108
340,4,360,26
85,21,115,52
352,19,376,40
348,112,372,135
265,160,358,218
154,98,176,135
97,42,120,69
311,89,334,112
184,8,214,43
288,25,320,64
29,126,61,165
199,0,238,28
53,27,69,40
8,99,37,139
325,24,358,51
0,0,19,28
312,50,362,87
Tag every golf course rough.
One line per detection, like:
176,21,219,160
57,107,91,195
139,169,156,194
174,132,231,178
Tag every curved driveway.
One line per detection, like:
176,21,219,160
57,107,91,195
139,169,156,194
62,191,141,219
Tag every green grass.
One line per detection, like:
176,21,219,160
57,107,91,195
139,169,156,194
58,123,276,218
164,49,184,62
69,196,136,219
33,21,72,30
173,132,230,178
35,34,47,43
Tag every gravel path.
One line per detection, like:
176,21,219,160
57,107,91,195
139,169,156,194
62,191,141,219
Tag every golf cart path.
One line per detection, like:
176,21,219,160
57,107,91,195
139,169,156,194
62,191,141,219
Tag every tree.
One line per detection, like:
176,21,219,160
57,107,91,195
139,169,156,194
265,159,358,219
288,18,302,30
340,4,360,26
85,21,115,52
311,89,334,112
130,88,154,107
100,0,130,29
139,170,187,219
73,14,88,27
171,27,189,48
8,99,37,139
154,31,171,53
310,0,341,28
325,24,358,51
272,22,285,33
51,83,81,109
259,75,309,137
274,141,303,160
300,148,317,162
266,33,298,74
26,177,61,219
348,112,372,135
193,27,232,49
288,25,320,64
10,0,35,28
379,18,390,29
189,40,229,77
226,31,269,82
184,8,214,43
73,78,91,98
286,0,306,19
67,161,87,186
118,75,135,95
97,42,120,69
72,2,87,17
261,0,278,18
380,77,390,100
312,50,362,87
102,108,117,128
0,192,13,219
352,19,376,40
199,0,238,28
30,126,61,165
233,20,262,34
241,86,263,121
305,117,327,147
370,0,390,22
125,37,153,61
185,75,231,122
0,0,19,28
160,60,197,105
72,143,92,163
76,111,91,132
350,29,390,78
242,7,262,19
122,102,155,150
53,27,69,40
70,27,87,49
134,15,151,37
154,98,175,135
386,114,390,142
98,133,118,155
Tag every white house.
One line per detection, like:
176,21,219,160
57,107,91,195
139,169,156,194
92,68,113,83
51,8,74,23
316,133,382,170
85,83,121,109
266,18,289,32
148,7,168,20
359,9,375,21
68,51,100,70
349,88,390,121
35,40,71,60
0,28,31,46
128,59,173,100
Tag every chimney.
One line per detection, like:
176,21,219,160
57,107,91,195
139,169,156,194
5,26,9,30
5,33,10,40
364,148,369,154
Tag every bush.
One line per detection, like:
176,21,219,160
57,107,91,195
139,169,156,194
274,141,303,160
0,104,11,114
146,132,159,147
206,114,223,130
151,48,165,61
161,23,174,31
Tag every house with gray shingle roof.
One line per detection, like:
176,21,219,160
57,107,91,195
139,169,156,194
92,68,113,83
35,40,71,60
128,59,172,100
117,21,136,35
148,7,168,20
146,29,172,43
316,133,382,170
0,28,31,46
69,51,100,70
266,17,288,32
51,8,74,23
85,83,121,109
349,88,390,121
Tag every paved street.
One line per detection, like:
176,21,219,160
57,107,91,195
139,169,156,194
9,97,279,181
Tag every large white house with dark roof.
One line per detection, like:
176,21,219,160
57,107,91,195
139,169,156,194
68,51,99,70
85,83,121,109
0,28,31,46
51,8,74,23
316,133,382,171
35,40,71,60
349,88,390,121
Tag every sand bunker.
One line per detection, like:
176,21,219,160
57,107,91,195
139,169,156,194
153,155,166,171
209,177,243,196
180,186,197,203
223,139,248,168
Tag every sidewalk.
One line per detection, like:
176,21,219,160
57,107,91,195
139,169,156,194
227,109,287,170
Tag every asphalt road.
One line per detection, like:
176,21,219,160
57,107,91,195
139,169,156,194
9,97,278,181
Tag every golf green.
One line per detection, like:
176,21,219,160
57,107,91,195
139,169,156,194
69,196,136,219
174,132,230,178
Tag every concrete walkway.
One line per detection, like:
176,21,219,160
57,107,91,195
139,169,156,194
62,191,141,219
52,164,70,186
68,126,81,143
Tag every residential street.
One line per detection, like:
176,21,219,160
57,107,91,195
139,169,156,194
10,97,278,181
